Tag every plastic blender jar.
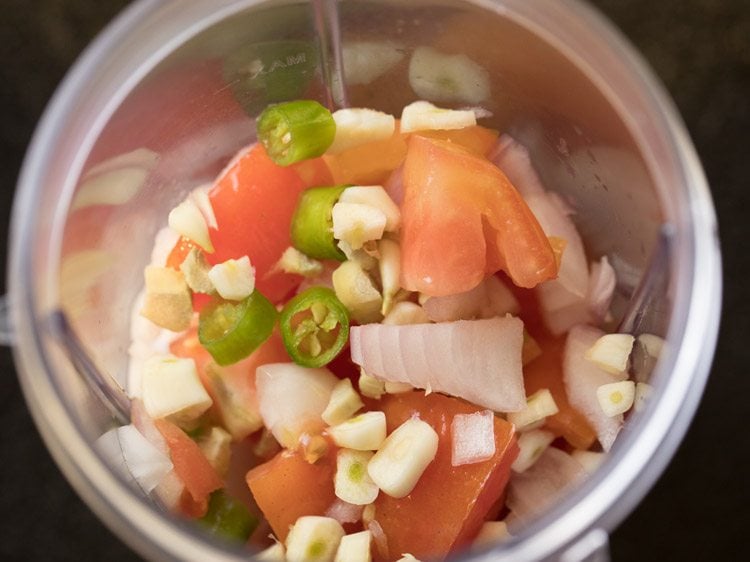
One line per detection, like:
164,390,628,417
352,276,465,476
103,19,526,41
7,1,721,560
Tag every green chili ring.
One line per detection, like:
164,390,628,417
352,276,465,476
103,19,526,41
199,490,259,543
256,99,336,166
290,185,348,261
280,286,350,368
198,290,278,366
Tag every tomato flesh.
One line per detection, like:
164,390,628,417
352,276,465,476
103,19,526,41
401,135,558,296
372,392,518,562
208,144,330,302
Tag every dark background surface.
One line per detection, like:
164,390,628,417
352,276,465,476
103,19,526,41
0,1,747,560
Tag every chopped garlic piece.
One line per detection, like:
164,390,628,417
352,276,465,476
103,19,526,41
197,426,232,477
285,516,345,562
638,333,665,359
571,450,606,474
337,240,378,271
361,503,376,526
256,541,286,561
179,248,214,293
328,108,396,154
451,410,496,466
596,380,636,417
208,256,255,301
585,333,634,375
472,521,511,550
140,266,192,332
400,100,476,133
384,381,413,394
634,382,654,412
334,530,373,562
332,202,387,250
323,379,365,426
367,418,439,498
342,41,404,86
378,239,401,315
408,46,490,104
328,411,387,451
511,429,555,473
339,186,401,232
382,301,430,325
142,355,212,426
507,389,559,431
168,197,214,253
335,450,380,505
276,246,324,277
359,369,386,399
332,260,383,324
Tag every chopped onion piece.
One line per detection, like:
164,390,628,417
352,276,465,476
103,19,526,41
190,184,218,230
451,410,496,467
334,530,373,562
597,380,635,417
95,424,173,493
511,429,555,473
507,447,587,523
368,520,389,560
256,363,338,449
586,256,616,321
508,389,559,431
570,450,606,474
396,555,421,562
336,449,380,505
350,317,526,412
585,333,634,375
328,411,387,451
325,499,365,525
634,382,654,412
197,426,232,477
285,516,345,562
323,379,365,426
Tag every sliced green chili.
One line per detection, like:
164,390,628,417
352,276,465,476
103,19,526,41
280,286,349,368
256,100,335,166
291,185,347,261
198,290,277,366
199,490,259,543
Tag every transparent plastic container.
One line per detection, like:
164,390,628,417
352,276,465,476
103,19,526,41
8,1,721,560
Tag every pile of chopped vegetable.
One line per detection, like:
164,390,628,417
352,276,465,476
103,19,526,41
122,98,662,562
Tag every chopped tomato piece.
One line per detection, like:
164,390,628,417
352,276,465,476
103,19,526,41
372,392,518,562
411,125,498,156
208,145,329,302
324,129,408,185
246,449,337,541
155,418,223,517
401,136,558,296
524,336,597,450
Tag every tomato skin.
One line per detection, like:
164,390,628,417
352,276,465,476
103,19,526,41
401,136,558,296
208,144,315,302
372,392,518,562
154,418,223,517
245,449,337,542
